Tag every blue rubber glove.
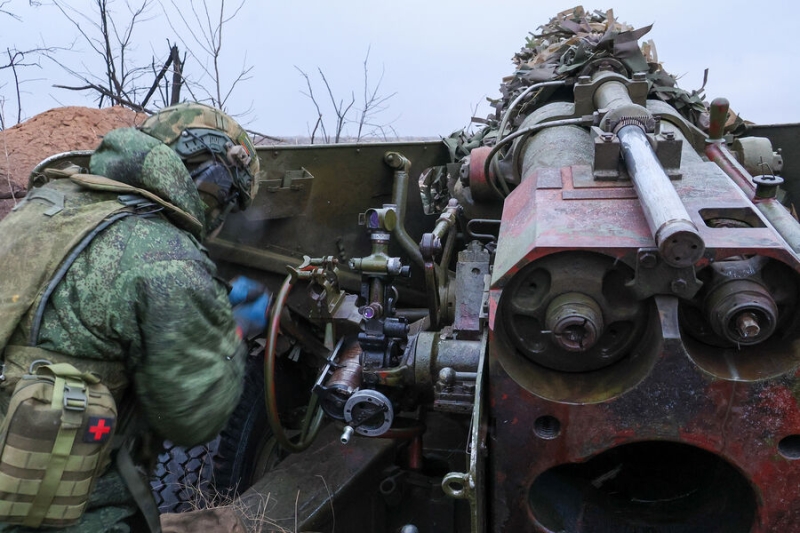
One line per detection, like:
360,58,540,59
228,276,266,306
233,292,270,339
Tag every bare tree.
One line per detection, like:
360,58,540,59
40,0,253,117
297,48,397,144
50,0,160,110
295,66,355,144
295,67,327,144
2,49,37,127
0,4,62,129
164,0,252,115
145,42,184,108
0,1,20,20
354,46,397,142
2,0,253,120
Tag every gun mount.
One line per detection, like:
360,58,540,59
27,6,800,533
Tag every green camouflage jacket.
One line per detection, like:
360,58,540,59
36,204,246,444
0,128,246,531
40,128,244,444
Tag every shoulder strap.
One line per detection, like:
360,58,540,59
70,174,203,237
0,181,133,353
27,208,141,346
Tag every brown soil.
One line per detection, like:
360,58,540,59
0,106,145,219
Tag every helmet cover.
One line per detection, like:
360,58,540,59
140,102,259,209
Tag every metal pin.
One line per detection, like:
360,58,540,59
737,312,761,339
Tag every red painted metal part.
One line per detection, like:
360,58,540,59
408,435,423,471
468,146,497,201
490,297,800,531
705,141,757,199
487,159,800,531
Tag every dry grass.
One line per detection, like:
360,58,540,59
171,476,328,533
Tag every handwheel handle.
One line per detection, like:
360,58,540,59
264,274,324,453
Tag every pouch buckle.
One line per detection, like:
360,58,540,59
63,382,88,411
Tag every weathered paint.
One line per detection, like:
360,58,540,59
488,128,800,529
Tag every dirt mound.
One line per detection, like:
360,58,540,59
1,106,145,219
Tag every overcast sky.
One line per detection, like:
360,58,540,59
2,1,798,138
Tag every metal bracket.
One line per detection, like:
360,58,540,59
246,167,315,220
592,127,683,181
268,168,313,192
627,248,703,300
441,329,488,533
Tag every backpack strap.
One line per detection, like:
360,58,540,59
23,364,90,527
114,398,163,533
27,207,146,345
116,443,162,533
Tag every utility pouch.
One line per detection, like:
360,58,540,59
0,362,117,528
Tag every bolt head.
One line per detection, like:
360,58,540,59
639,252,658,268
671,279,688,294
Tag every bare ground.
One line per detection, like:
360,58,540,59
1,106,145,219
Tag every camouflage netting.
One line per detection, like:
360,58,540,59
447,6,744,160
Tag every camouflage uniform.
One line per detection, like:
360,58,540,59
0,127,246,532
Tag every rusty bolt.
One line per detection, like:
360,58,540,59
670,279,688,294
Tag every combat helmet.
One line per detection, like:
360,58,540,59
140,102,259,216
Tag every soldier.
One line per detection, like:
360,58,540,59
0,102,267,532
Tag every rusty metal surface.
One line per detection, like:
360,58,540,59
489,296,800,532
483,87,800,529
491,158,800,293
485,121,800,530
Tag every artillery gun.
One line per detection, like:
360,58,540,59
30,7,800,532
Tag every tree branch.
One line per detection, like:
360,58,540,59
140,43,175,108
54,81,152,113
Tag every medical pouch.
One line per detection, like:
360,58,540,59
0,362,117,528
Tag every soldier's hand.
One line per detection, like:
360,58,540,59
232,290,271,340
228,276,266,306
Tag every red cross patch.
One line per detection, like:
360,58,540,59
84,417,114,443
